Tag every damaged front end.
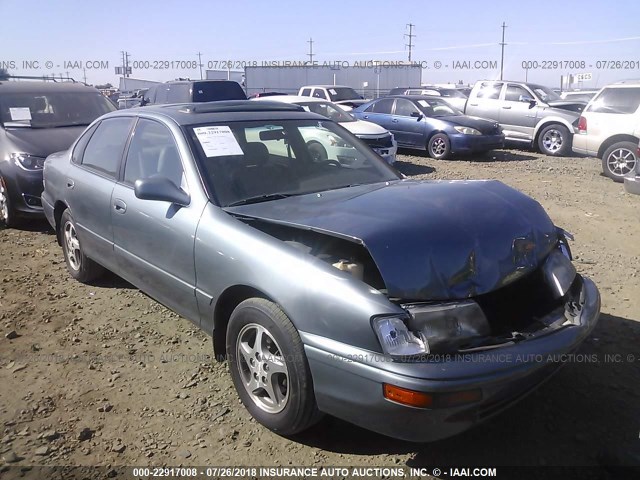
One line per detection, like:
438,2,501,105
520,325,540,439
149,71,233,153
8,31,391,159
374,230,589,358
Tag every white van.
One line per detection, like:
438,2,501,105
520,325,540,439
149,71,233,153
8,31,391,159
573,80,640,182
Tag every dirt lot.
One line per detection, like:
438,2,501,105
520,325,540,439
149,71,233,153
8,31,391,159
1,148,639,477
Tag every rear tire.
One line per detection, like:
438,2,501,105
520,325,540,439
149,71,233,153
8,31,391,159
60,210,104,283
226,298,321,435
537,124,571,156
0,175,18,228
427,133,451,159
601,141,638,182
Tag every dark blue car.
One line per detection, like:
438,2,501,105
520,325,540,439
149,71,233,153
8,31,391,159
352,95,505,159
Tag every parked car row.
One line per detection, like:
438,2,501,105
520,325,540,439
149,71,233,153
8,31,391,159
39,99,600,442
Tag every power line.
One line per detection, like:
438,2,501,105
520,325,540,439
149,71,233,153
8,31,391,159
307,38,314,63
405,23,415,62
499,22,507,81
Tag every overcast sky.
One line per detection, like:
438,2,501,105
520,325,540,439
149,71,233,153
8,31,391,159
2,0,639,88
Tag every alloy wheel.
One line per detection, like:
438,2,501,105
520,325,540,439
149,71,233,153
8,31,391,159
542,129,563,153
606,148,637,177
63,221,82,271
236,323,289,414
0,178,8,224
431,138,447,156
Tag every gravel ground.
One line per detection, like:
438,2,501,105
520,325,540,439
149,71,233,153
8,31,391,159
1,148,639,478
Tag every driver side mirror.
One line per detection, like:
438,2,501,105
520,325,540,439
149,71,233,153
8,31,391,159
134,176,190,206
410,111,423,120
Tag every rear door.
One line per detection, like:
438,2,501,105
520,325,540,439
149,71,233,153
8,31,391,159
466,82,504,121
359,98,396,139
66,117,135,270
391,98,425,147
111,118,203,322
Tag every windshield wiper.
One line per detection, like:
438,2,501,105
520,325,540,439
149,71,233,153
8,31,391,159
226,193,294,207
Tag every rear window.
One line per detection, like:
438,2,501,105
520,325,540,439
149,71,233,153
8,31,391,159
192,81,246,102
587,87,640,114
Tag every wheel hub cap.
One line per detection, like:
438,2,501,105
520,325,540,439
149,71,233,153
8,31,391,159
543,130,563,152
433,139,446,155
0,178,8,223
236,323,289,413
608,148,637,176
63,221,82,270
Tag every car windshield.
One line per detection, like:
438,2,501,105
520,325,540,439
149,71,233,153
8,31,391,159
186,119,400,207
531,85,561,102
297,102,355,122
0,91,116,128
327,87,361,101
416,98,462,117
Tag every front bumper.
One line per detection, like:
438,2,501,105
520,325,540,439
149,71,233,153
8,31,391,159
1,163,45,217
449,133,505,154
302,276,600,442
624,175,640,195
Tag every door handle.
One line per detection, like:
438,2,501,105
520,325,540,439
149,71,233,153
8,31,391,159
502,106,512,109
363,115,369,119
392,118,399,123
66,180,75,189
113,199,127,214
469,103,479,106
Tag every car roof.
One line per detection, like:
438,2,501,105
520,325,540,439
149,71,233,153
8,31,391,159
110,100,325,125
164,79,240,85
0,80,101,94
381,95,444,100
253,95,327,104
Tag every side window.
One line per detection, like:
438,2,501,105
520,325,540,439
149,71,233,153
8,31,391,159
505,85,533,102
71,123,99,165
394,99,420,117
371,98,395,114
476,82,503,100
312,89,327,99
587,87,640,114
300,88,312,96
124,119,185,189
81,117,134,177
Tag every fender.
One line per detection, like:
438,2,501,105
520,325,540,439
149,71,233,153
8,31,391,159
533,116,577,139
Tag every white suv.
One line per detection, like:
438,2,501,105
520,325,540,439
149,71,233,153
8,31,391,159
573,80,640,182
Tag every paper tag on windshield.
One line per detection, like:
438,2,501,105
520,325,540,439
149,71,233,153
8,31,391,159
418,100,431,108
194,126,243,157
9,107,32,121
329,89,337,95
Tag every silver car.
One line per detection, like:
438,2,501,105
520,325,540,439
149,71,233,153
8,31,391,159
42,101,600,442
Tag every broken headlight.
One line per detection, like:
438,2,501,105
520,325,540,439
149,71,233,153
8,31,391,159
542,249,576,299
372,301,491,358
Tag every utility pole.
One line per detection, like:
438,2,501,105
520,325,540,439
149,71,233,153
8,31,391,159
120,51,131,79
82,67,87,84
405,23,415,62
197,52,203,79
307,38,314,63
499,22,507,81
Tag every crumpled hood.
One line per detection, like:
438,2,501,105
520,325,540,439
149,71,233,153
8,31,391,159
225,180,559,300
545,100,586,113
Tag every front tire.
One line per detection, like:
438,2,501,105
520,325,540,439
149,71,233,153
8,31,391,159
226,298,321,435
537,124,571,156
427,133,451,159
307,141,328,162
60,210,104,283
0,176,18,228
601,141,638,182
